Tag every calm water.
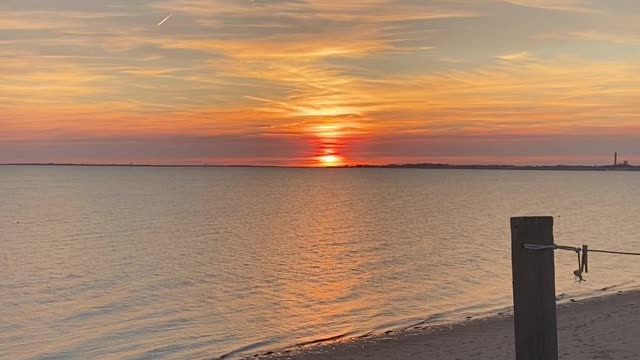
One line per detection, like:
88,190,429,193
2,166,640,359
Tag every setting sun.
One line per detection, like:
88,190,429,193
309,123,349,167
317,155,343,167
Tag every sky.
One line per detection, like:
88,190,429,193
2,0,640,166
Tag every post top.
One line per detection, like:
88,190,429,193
511,216,554,228
511,216,554,221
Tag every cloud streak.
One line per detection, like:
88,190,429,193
156,14,173,26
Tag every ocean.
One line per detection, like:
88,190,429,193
2,166,640,359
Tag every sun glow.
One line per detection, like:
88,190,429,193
317,154,343,167
310,123,349,167
313,124,345,138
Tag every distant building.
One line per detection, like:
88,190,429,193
623,160,629,166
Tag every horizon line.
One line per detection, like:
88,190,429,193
0,161,635,170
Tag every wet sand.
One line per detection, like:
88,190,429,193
254,290,640,360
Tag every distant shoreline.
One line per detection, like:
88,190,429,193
350,163,640,171
0,163,287,168
2,163,639,171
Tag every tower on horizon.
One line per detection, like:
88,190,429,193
614,152,618,166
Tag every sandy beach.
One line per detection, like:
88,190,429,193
255,290,640,360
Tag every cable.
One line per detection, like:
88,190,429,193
523,243,640,256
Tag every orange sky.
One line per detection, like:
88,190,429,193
2,0,640,166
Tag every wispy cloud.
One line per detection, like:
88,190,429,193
497,51,531,61
501,0,601,13
566,31,640,44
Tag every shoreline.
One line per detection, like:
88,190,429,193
244,289,640,360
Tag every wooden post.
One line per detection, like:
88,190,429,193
511,216,558,360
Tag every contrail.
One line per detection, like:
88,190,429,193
156,14,173,26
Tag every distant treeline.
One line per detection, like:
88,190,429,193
348,163,639,171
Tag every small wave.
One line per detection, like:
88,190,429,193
221,333,352,359
294,332,350,347
597,280,635,291
218,339,280,359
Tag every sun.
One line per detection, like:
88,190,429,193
318,154,343,167
309,123,351,167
